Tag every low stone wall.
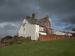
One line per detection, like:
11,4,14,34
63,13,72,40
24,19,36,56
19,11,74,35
39,34,66,41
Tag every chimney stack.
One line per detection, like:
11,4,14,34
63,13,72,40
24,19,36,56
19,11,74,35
32,13,35,19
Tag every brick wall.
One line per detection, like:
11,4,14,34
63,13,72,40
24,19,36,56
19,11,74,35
39,34,65,41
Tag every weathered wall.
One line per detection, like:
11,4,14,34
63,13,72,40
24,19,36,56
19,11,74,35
39,34,65,41
53,31,66,35
18,19,40,40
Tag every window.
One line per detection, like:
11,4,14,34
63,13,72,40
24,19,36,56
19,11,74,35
23,28,25,31
23,23,26,27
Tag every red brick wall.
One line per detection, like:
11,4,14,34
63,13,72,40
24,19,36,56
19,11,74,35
39,34,65,41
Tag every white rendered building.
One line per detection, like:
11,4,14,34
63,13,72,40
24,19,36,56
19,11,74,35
18,13,52,40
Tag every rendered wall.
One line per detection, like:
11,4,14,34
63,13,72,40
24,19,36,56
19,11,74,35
18,19,39,40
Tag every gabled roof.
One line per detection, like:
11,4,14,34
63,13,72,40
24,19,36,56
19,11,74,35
25,16,37,24
37,16,50,27
25,13,50,27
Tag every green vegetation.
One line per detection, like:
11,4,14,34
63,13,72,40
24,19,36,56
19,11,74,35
0,39,75,56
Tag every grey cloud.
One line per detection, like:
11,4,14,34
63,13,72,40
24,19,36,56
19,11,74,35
0,0,75,23
60,16,75,24
37,0,75,23
0,0,39,22
0,22,20,37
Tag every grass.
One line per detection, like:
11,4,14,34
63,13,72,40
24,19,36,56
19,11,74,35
0,39,75,56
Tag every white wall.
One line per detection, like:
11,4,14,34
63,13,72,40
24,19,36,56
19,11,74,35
39,26,44,31
39,32,47,35
53,31,66,35
18,19,40,40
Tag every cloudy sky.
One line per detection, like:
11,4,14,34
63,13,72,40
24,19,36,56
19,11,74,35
0,0,75,37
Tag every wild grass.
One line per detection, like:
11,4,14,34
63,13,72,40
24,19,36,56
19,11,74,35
0,39,75,56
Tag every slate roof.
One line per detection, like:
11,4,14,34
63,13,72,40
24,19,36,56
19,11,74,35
25,16,36,24
25,13,50,27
